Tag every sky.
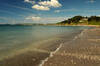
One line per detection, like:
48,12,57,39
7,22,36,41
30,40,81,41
0,0,100,24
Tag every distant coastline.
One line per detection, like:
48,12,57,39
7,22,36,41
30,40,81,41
0,23,100,27
0,15,100,28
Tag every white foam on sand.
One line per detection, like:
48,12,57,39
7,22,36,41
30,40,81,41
38,43,63,66
73,29,87,40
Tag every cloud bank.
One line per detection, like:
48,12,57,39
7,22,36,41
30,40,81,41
24,0,62,11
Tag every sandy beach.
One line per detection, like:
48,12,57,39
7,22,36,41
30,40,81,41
43,28,100,66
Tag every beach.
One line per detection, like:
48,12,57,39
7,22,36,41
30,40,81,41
0,26,100,66
1,0,100,66
43,28,100,66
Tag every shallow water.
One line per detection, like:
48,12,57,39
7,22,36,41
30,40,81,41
0,26,90,60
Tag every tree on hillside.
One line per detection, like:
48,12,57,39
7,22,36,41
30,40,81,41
58,16,84,24
71,16,83,23
88,16,100,22
88,16,100,25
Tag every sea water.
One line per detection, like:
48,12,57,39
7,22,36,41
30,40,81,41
0,25,90,60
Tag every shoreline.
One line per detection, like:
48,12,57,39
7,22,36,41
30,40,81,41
39,29,87,66
0,27,83,66
0,27,99,66
43,28,100,66
46,24,100,27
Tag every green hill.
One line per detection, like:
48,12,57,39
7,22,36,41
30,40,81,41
57,16,100,25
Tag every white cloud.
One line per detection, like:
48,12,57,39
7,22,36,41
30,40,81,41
87,0,96,3
24,0,62,11
32,5,50,11
24,0,30,2
54,9,78,13
26,16,41,21
55,10,61,13
24,0,35,4
39,0,62,7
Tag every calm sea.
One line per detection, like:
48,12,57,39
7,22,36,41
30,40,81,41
0,26,90,60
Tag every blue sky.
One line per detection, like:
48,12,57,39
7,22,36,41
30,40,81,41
0,0,100,24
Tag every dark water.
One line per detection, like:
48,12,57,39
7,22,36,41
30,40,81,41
0,26,90,60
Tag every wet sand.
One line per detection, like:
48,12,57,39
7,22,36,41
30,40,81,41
43,28,100,66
